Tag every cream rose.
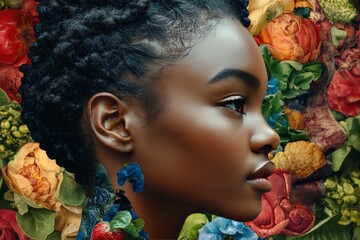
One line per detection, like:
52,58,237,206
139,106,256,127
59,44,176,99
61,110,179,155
2,142,63,211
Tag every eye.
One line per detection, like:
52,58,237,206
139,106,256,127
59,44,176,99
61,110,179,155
218,95,247,115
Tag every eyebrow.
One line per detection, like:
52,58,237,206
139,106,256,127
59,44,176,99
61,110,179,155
208,68,260,89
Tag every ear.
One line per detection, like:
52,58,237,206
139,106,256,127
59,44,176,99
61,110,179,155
86,92,134,153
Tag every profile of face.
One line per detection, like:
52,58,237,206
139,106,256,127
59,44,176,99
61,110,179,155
87,18,280,236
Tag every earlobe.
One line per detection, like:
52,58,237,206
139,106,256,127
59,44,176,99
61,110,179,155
86,92,134,153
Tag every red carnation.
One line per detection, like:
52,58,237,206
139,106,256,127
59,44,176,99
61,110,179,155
0,9,36,66
0,209,30,240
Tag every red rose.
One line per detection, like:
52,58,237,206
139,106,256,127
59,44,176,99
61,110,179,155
0,9,36,66
327,48,360,117
0,64,23,102
246,171,315,238
0,209,30,240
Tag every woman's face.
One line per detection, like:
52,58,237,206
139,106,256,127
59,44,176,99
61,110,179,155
131,18,280,221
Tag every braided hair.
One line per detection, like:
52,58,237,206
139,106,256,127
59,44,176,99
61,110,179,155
20,0,250,193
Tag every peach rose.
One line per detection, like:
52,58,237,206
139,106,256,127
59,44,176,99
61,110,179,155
2,142,63,211
256,12,322,64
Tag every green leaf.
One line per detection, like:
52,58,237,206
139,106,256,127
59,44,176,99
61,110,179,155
353,225,360,240
110,210,132,230
0,89,11,105
57,169,85,206
330,26,347,46
14,193,29,215
46,231,61,240
16,207,57,240
331,110,346,122
178,214,208,240
123,222,139,237
331,146,352,172
262,92,284,120
272,62,294,90
133,218,145,231
282,214,352,240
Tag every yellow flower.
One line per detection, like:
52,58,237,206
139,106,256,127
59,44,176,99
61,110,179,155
271,141,326,179
2,142,63,211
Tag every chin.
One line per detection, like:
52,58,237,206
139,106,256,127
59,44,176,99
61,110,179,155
217,202,262,222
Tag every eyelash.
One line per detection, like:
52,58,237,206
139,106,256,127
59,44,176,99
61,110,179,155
218,95,247,115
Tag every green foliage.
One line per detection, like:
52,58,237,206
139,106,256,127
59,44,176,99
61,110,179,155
274,121,309,147
57,169,86,206
16,207,57,240
110,210,144,239
331,113,360,172
178,214,209,240
261,45,323,99
271,214,353,240
323,170,360,226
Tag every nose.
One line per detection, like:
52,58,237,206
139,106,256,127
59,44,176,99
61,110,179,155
250,119,280,155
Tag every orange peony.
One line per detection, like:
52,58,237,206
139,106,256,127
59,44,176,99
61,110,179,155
256,12,322,64
2,142,63,211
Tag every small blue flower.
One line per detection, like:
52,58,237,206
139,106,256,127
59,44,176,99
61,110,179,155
267,77,279,95
129,209,139,220
117,162,145,192
199,217,261,240
139,229,149,239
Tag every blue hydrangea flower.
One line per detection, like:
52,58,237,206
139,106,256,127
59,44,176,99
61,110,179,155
266,77,279,95
199,217,261,240
117,162,145,192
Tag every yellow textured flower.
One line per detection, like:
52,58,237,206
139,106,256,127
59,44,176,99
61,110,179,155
271,141,326,179
2,142,63,211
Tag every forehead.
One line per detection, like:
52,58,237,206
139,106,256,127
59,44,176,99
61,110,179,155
156,18,268,93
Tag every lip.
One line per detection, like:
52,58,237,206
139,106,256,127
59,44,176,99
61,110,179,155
246,161,275,192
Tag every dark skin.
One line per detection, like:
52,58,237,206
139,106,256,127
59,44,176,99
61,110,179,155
85,19,280,239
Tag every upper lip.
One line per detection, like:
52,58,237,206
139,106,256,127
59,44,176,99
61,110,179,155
246,161,275,181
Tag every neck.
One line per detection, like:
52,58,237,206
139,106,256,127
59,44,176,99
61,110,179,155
126,186,192,239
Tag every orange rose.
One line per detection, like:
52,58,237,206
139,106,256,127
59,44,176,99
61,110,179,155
2,142,63,211
256,12,322,64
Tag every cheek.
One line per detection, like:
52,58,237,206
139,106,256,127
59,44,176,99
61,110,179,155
135,102,251,200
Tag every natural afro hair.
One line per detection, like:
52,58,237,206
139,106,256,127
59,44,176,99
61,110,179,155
20,0,250,192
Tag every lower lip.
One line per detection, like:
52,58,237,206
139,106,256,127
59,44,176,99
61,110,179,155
246,178,272,192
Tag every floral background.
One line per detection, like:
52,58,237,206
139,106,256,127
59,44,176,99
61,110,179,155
0,0,359,239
